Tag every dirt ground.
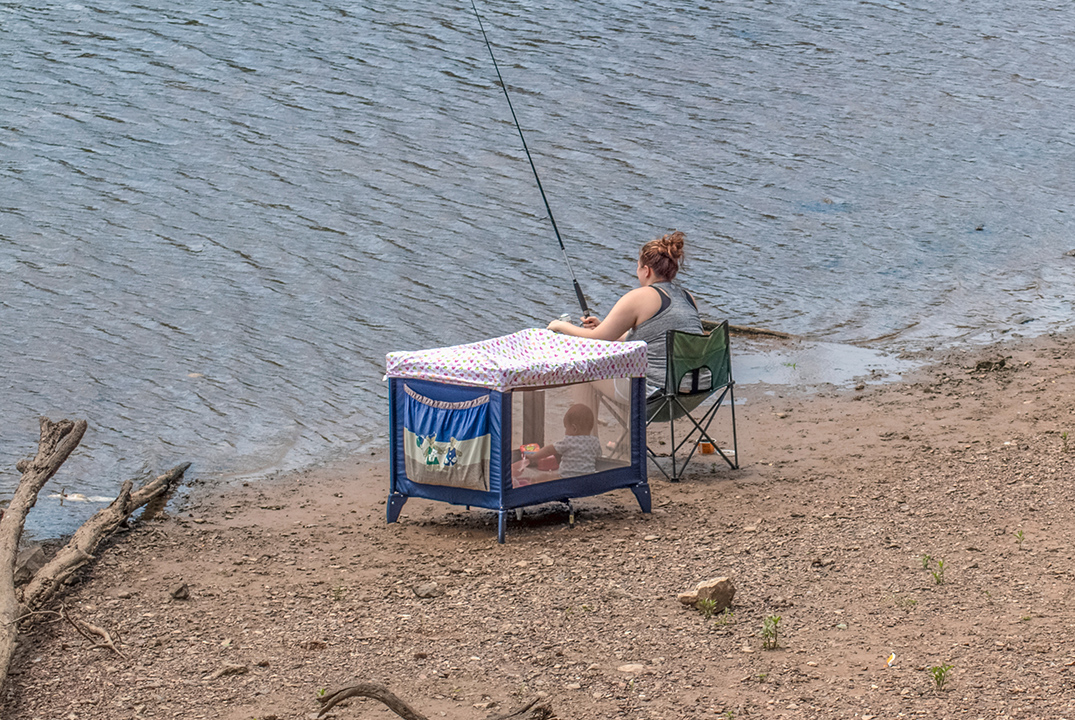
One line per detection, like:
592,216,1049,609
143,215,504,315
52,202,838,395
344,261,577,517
5,331,1075,720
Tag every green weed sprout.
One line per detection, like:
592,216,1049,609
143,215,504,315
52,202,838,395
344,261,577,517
1014,529,1025,546
921,555,946,584
929,663,953,690
715,608,735,626
761,615,782,650
696,598,717,619
931,559,946,585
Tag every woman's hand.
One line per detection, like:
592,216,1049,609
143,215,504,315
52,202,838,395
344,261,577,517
547,319,573,334
581,314,601,329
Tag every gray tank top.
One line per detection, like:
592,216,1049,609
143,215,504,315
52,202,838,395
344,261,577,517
625,281,703,391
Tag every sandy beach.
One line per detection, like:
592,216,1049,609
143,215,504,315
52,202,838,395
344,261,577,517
4,330,1075,720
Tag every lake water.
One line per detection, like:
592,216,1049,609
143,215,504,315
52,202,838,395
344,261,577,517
3,0,1074,537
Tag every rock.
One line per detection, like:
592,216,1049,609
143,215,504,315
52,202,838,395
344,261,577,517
204,663,249,680
14,545,46,585
170,583,190,600
677,577,735,612
414,581,441,598
617,664,645,674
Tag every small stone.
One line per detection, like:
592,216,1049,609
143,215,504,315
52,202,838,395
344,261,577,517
170,583,190,600
565,683,581,690
414,582,441,598
677,577,735,612
617,664,645,673
204,663,248,680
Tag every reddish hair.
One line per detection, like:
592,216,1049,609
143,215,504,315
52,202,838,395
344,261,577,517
639,230,686,281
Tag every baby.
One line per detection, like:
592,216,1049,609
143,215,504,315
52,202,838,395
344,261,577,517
521,403,602,479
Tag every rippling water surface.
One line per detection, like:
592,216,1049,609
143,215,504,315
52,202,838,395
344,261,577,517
3,0,1074,536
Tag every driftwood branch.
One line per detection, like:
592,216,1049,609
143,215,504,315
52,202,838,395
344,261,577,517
19,461,191,610
318,682,429,720
701,319,794,341
61,604,125,658
729,323,793,340
0,418,86,692
317,680,552,720
0,417,190,692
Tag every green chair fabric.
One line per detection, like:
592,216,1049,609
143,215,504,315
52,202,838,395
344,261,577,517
646,321,738,480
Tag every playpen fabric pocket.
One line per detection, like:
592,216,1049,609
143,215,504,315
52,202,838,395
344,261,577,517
402,384,491,490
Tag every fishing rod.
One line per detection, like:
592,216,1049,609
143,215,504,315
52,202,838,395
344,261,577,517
468,0,591,318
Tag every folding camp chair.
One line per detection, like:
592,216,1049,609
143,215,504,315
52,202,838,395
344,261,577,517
646,321,738,481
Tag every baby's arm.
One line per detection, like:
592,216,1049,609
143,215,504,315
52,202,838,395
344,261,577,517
525,443,560,461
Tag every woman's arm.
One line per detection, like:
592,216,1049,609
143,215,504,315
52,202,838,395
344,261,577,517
547,286,661,341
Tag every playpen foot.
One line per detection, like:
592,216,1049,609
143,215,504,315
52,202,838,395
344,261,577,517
515,508,523,521
386,493,408,523
497,510,507,544
630,482,652,513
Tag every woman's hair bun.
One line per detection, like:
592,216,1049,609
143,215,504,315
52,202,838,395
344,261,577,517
656,230,686,259
639,229,687,280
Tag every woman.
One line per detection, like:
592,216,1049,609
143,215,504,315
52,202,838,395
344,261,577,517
547,230,703,393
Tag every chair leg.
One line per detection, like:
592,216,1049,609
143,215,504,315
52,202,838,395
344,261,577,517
728,384,739,469
657,389,738,478
668,406,679,481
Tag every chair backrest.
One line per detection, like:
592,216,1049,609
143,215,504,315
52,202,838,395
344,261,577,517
663,321,732,397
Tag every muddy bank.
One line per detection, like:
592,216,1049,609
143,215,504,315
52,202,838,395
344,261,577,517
4,332,1075,719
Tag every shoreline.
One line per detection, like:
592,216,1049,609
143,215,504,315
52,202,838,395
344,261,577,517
5,329,1075,718
7,324,1047,545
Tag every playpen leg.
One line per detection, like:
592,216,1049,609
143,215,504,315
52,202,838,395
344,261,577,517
386,493,408,523
497,510,507,544
630,482,652,513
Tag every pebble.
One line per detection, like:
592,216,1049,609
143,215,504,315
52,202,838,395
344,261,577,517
414,582,440,598
617,664,645,673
